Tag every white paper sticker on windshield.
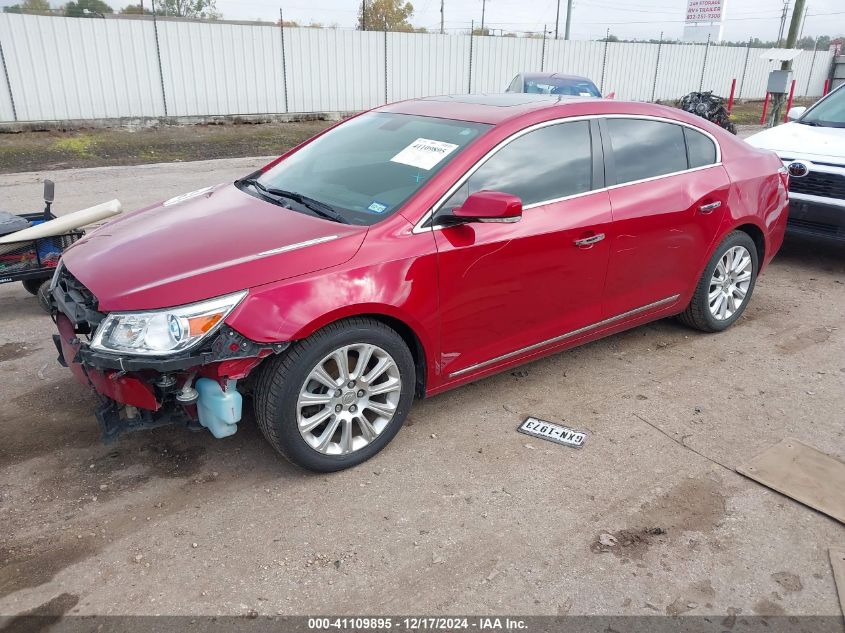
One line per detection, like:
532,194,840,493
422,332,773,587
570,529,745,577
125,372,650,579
390,138,459,171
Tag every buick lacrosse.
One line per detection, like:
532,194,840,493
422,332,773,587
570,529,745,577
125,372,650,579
50,94,788,471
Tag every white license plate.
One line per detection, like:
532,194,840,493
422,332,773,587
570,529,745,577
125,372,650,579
518,417,587,449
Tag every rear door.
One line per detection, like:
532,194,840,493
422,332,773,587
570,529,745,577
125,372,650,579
600,117,728,318
430,119,613,380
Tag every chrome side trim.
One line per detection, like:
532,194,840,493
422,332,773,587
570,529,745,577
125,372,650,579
413,113,723,235
256,235,340,257
448,294,681,378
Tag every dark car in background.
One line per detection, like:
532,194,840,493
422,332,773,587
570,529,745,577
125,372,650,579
506,72,601,97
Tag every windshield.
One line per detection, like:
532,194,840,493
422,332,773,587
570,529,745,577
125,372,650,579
249,112,490,225
800,87,845,128
525,78,600,97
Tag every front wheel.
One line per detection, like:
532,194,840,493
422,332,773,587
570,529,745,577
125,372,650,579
678,231,758,332
254,318,416,472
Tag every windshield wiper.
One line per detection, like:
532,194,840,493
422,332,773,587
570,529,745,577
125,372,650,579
264,188,349,224
239,178,349,224
798,120,821,126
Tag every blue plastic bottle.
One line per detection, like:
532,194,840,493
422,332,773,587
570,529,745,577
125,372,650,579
195,378,242,438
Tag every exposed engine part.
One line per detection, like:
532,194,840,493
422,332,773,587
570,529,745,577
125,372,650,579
155,373,177,389
677,91,737,135
176,372,199,405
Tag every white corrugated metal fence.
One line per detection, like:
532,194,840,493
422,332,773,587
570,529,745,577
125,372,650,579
0,13,835,123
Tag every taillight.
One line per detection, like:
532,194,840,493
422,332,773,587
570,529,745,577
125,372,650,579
778,165,789,191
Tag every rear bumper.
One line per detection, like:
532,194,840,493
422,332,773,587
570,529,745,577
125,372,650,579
787,195,845,241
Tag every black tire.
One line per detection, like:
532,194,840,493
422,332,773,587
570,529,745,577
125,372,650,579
254,317,416,472
678,230,758,332
36,279,53,314
21,277,48,295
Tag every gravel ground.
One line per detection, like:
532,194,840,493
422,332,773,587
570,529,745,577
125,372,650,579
0,149,843,618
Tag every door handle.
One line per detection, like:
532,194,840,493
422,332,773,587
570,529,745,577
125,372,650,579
573,233,605,247
699,201,722,214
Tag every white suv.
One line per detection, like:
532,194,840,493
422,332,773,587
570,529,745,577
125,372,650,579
746,84,845,241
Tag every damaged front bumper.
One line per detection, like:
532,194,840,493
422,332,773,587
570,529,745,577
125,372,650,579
50,270,287,443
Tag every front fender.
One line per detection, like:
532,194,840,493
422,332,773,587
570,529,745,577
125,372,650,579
225,247,440,386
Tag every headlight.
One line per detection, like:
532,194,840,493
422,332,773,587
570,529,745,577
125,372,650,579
90,291,247,356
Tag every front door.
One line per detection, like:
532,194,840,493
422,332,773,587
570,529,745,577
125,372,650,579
431,119,613,381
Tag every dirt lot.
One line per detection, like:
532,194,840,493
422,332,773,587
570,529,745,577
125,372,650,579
1,154,844,618
0,120,333,174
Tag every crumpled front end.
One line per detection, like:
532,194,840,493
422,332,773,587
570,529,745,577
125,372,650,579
50,263,287,442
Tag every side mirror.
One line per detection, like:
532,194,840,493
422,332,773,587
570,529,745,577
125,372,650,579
43,179,55,204
786,106,807,121
447,190,522,225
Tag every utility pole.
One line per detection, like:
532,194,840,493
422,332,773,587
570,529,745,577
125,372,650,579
776,0,788,47
770,0,805,125
362,0,367,31
797,3,808,41
480,0,486,34
554,0,560,39
440,0,444,34
564,0,573,40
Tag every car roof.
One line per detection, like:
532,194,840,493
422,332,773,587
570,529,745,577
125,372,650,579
379,93,593,124
522,72,595,83
379,93,720,127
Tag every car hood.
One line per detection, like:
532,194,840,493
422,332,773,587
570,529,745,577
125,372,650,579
61,183,367,312
745,122,845,164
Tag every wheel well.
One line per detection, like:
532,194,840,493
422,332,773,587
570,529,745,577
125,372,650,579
735,223,765,263
364,314,427,398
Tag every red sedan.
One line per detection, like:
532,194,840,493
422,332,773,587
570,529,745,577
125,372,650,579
50,94,789,471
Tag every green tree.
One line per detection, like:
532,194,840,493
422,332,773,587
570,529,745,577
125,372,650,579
3,0,51,14
120,3,152,14
154,0,220,19
63,0,112,16
357,0,414,32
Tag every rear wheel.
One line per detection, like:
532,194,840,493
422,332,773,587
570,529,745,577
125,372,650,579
254,318,415,472
678,231,758,332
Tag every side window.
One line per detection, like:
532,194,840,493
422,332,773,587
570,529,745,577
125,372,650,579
606,118,687,184
684,127,717,168
507,75,521,92
442,121,593,210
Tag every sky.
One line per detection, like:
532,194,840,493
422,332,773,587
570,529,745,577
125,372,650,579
4,0,845,40
217,0,845,40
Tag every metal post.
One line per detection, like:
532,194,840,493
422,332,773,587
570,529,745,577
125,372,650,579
651,31,663,102
151,3,168,117
737,37,751,99
468,20,474,93
699,33,710,92
554,0,560,39
804,37,818,96
440,0,444,35
541,25,547,72
599,29,609,93
384,21,388,104
362,0,366,30
564,0,573,40
279,9,289,112
783,78,796,122
0,36,16,122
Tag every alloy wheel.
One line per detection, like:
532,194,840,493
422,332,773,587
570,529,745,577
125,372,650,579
708,245,753,321
296,343,402,455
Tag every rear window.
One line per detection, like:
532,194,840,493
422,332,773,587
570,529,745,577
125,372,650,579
524,78,601,97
